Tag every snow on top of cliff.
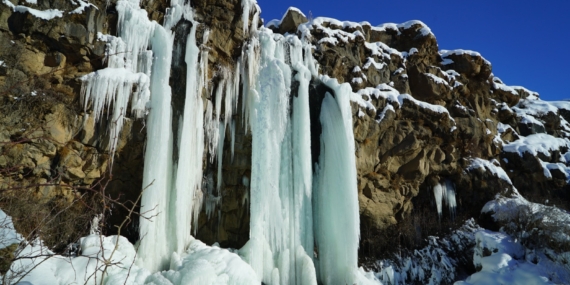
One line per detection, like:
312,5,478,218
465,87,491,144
362,57,387,70
425,73,449,86
503,133,570,158
352,83,454,124
374,20,433,37
398,94,452,117
13,5,63,20
70,0,97,14
514,98,570,117
266,6,306,27
440,49,491,66
467,158,513,184
492,78,519,96
1,0,96,19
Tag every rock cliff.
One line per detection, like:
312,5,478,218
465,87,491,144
1,0,569,277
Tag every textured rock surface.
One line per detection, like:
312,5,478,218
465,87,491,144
1,0,569,268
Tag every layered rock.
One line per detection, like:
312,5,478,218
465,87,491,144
1,0,570,272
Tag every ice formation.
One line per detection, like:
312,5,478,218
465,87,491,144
432,179,457,219
313,76,361,285
59,0,370,283
239,29,319,285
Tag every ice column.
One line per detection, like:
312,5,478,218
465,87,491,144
433,179,457,219
240,29,317,285
137,22,176,272
313,76,360,285
170,15,205,254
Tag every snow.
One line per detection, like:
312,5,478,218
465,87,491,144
456,230,553,285
352,77,364,84
2,221,257,285
503,133,570,158
15,4,570,285
70,0,97,14
363,57,386,70
148,238,258,285
0,209,22,250
492,78,519,96
446,69,461,78
13,6,63,20
398,94,452,116
2,0,65,19
424,72,449,86
467,158,512,184
375,219,482,285
440,49,491,66
375,20,433,37
469,195,570,284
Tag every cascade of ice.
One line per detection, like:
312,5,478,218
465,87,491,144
433,179,457,219
313,76,361,285
170,13,205,255
137,18,177,273
239,28,317,285
80,0,368,282
81,0,213,273
80,0,154,160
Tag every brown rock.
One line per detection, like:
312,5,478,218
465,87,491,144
279,8,308,34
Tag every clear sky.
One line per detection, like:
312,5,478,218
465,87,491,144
256,0,570,101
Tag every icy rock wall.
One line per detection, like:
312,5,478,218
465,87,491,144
80,0,209,272
80,1,365,283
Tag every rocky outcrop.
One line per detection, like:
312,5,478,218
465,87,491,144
267,12,570,260
2,0,569,269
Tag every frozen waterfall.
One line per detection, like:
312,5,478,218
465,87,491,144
433,179,457,219
80,1,371,283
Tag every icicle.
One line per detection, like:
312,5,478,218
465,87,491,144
217,121,225,192
170,15,205,254
433,179,457,220
137,22,176,272
313,76,360,285
200,29,210,94
433,183,443,218
445,180,457,219
204,100,218,162
303,39,319,78
115,0,155,73
230,119,236,162
80,3,155,160
241,0,251,35
291,61,314,256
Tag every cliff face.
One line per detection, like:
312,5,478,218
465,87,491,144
1,0,569,265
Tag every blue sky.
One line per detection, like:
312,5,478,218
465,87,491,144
257,0,570,101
